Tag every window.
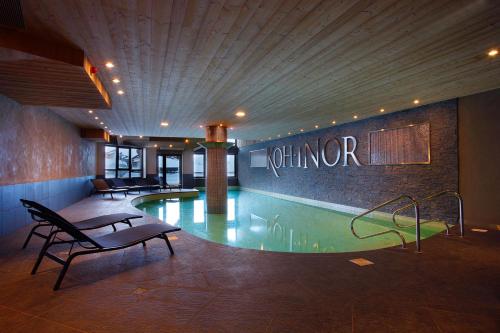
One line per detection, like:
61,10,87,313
227,154,236,177
193,153,204,178
105,145,143,178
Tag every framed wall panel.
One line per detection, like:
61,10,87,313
250,149,267,168
369,123,430,165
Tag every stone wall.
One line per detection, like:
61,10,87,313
238,100,458,220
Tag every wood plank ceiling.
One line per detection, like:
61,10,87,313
16,0,500,140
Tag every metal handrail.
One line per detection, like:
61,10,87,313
392,190,464,237
350,194,421,252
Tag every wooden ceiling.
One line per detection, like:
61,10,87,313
13,0,500,139
0,29,111,109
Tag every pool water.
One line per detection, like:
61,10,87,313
135,190,446,253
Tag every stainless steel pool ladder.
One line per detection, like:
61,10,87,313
350,195,420,251
392,190,464,238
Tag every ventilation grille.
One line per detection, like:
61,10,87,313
0,0,25,30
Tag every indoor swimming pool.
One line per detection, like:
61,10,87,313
135,190,446,253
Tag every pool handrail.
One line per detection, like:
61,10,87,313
350,194,421,252
392,190,464,237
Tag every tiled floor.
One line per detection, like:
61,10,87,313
0,193,499,332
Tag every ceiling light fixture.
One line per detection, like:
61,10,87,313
413,99,420,105
380,108,385,112
169,144,173,148
100,122,104,125
199,125,203,128
353,115,358,119
94,116,99,120
88,110,93,114
112,78,120,83
315,125,319,129
119,135,123,138
332,121,336,124
487,49,498,57
104,126,108,129
300,129,304,132
117,90,124,95
160,122,169,127
184,139,189,143
235,111,246,117
139,135,143,138
288,132,291,135
105,62,114,68
154,144,158,148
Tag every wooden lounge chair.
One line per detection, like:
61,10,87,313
20,199,142,249
91,179,129,199
29,208,180,290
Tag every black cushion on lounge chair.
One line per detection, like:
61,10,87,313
29,209,180,290
20,199,142,249
108,178,142,192
91,179,128,198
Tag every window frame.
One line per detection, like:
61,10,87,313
193,152,205,179
104,145,144,179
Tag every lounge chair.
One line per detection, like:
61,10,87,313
164,180,182,191
28,208,180,290
20,199,142,249
107,178,143,193
91,179,129,199
134,177,162,192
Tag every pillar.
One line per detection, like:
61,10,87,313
200,125,233,214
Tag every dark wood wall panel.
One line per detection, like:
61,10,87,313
369,123,430,165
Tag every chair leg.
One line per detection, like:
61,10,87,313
22,224,43,249
112,224,117,232
162,234,174,255
142,241,146,247
31,232,56,275
110,192,114,199
53,253,77,291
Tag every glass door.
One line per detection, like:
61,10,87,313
158,154,182,187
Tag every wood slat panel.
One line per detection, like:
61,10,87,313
6,0,500,138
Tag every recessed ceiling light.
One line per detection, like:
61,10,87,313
487,49,498,57
199,125,203,128
100,122,104,125
332,120,336,124
380,108,385,112
160,122,169,127
315,125,319,129
94,116,99,120
117,90,124,95
154,144,158,148
119,135,123,138
104,126,108,129
184,139,189,143
105,62,114,68
219,123,223,127
288,132,291,135
235,111,246,117
413,99,420,105
353,115,358,119
139,135,143,138
300,129,304,132
169,144,173,148
88,110,93,114
112,78,120,83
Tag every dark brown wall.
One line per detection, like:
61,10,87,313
0,94,95,185
458,89,500,226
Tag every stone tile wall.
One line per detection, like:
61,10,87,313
238,100,458,221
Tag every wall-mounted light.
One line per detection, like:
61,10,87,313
112,78,120,83
105,62,114,69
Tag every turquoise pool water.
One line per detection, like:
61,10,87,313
135,190,445,253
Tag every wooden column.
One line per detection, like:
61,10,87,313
201,125,232,214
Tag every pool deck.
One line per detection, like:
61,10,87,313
0,192,499,332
